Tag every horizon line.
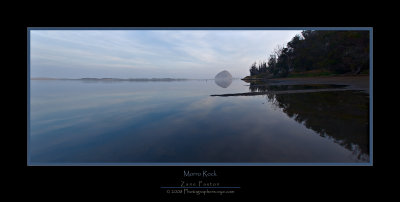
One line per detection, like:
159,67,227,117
30,77,242,80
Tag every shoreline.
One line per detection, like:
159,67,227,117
243,75,369,94
268,75,370,94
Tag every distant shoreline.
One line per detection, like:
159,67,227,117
31,77,189,81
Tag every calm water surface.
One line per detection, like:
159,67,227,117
29,79,369,163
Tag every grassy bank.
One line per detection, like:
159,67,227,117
287,70,336,78
243,69,369,80
242,73,271,80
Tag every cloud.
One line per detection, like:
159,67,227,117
30,30,302,79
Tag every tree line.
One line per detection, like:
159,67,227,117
249,30,370,78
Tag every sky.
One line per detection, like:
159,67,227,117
30,30,302,79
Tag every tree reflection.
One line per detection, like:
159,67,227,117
250,82,370,161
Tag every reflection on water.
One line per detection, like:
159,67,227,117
249,82,369,161
214,77,232,88
29,79,370,164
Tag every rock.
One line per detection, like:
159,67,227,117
214,70,232,88
215,70,232,79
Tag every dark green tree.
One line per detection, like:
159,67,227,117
248,30,369,78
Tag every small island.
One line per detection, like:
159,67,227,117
214,70,233,88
